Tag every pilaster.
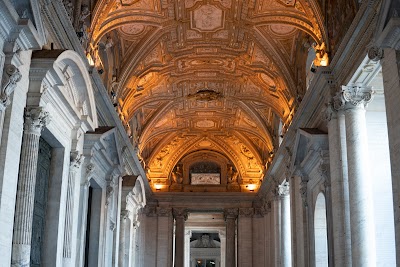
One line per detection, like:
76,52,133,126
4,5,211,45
11,107,50,267
63,152,84,260
173,208,188,267
224,208,238,267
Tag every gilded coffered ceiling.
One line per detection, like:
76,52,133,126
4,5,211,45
87,0,328,192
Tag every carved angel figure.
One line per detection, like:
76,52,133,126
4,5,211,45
227,165,238,184
171,166,183,184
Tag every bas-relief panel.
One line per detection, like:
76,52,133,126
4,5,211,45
191,173,221,185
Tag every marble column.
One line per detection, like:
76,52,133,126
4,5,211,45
278,181,291,267
173,208,188,267
0,64,21,146
338,86,376,266
11,107,50,266
325,101,352,266
63,152,84,262
224,208,238,267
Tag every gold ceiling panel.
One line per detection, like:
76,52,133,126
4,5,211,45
89,0,328,192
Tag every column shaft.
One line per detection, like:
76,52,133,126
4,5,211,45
338,110,352,265
344,99,376,266
281,190,291,267
327,106,351,266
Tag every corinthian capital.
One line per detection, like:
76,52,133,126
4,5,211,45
367,46,384,62
23,107,50,135
341,85,373,108
0,64,22,110
223,208,238,220
172,208,188,220
278,181,290,196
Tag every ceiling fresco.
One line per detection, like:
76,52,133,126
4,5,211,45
85,0,329,192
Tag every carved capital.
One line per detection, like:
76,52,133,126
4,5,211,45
239,207,254,218
23,107,50,135
157,207,172,217
70,151,84,170
223,208,238,220
341,85,374,108
1,64,22,110
144,205,157,217
86,161,95,176
367,46,384,62
332,92,345,111
172,208,188,220
278,181,290,197
323,102,337,122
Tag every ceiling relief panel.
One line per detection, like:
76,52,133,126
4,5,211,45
89,0,328,193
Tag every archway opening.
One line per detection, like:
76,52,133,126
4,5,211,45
314,193,328,267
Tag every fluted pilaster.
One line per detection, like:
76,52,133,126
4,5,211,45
12,107,50,267
63,152,84,259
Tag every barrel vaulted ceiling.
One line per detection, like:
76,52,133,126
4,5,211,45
88,0,328,192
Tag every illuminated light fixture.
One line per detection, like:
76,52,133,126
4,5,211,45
247,184,257,192
154,184,162,191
